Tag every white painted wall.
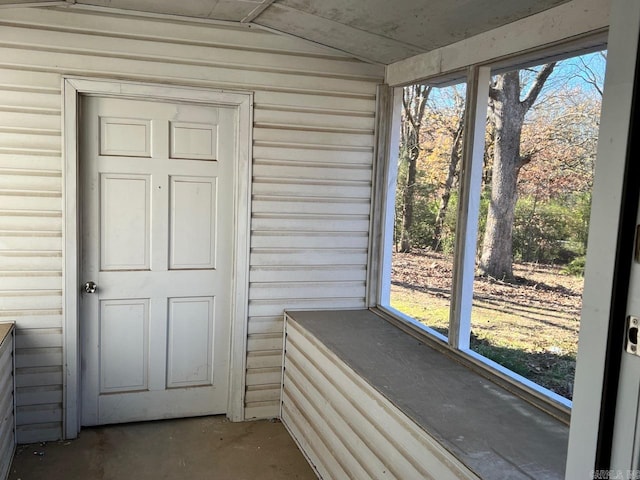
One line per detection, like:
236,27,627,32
0,6,383,441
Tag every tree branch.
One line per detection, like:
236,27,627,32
402,85,431,131
521,62,556,111
402,88,415,128
577,55,604,97
488,85,499,101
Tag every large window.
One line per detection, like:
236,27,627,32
381,48,606,406
391,81,466,340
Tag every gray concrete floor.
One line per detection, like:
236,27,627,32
8,416,317,480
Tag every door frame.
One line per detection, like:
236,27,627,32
565,1,640,475
62,77,253,439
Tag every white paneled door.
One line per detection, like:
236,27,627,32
80,96,235,425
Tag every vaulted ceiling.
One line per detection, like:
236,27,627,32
0,0,570,64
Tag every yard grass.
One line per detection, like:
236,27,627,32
390,251,581,399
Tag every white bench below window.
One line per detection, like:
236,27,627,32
281,309,568,480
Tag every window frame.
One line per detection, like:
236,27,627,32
373,42,608,415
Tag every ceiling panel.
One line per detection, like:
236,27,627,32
0,0,572,64
277,0,569,51
254,3,425,64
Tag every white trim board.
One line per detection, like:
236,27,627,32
62,77,253,438
385,0,610,86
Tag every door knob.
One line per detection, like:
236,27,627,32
83,281,97,294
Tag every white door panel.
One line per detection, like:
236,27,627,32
170,121,218,160
99,299,149,393
169,176,217,269
80,96,235,426
100,117,151,157
166,296,215,388
100,173,151,270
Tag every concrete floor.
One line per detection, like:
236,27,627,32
8,416,317,480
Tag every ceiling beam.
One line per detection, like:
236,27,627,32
0,0,66,7
241,0,276,24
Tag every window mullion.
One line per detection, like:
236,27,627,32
448,66,491,351
378,86,404,306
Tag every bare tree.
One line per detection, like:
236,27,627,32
478,63,556,280
398,84,431,252
576,51,606,97
432,95,465,250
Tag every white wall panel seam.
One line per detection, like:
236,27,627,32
0,10,363,61
0,63,377,101
0,40,382,83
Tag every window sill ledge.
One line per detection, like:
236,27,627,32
376,305,572,422
284,309,569,480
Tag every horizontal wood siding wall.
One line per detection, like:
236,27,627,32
0,7,383,440
282,316,479,480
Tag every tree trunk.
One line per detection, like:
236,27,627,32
397,85,429,253
479,72,525,280
399,141,417,252
479,64,555,280
432,114,464,250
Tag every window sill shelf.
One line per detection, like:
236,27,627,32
376,305,572,422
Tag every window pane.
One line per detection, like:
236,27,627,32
389,81,467,339
470,51,606,400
